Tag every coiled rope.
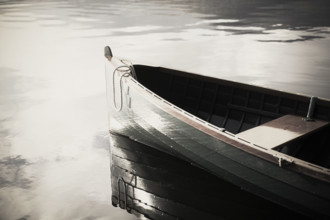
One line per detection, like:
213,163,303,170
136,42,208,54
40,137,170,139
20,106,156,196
112,60,136,112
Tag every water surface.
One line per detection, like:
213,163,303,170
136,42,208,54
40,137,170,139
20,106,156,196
0,0,329,219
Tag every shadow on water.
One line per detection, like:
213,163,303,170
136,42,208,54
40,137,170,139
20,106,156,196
193,0,330,29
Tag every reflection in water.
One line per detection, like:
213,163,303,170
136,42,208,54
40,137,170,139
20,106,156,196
0,156,32,189
258,35,325,43
0,0,329,219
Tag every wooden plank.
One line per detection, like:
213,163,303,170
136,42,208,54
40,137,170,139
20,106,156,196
236,115,329,149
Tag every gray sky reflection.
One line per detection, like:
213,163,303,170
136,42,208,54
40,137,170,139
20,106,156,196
0,0,330,219
0,156,32,189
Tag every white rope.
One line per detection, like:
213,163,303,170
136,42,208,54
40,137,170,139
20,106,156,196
112,61,136,112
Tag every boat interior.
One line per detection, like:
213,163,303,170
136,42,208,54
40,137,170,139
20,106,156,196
133,65,330,169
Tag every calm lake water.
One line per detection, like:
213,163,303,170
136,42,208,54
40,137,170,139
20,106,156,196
0,0,329,219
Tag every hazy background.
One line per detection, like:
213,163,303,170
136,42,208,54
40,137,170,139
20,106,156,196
0,0,329,219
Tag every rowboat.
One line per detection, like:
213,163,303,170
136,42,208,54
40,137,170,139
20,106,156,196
104,46,330,219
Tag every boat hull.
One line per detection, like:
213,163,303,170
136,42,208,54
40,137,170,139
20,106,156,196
110,132,311,220
105,59,330,219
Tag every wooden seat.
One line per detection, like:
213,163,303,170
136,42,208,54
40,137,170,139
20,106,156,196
236,115,330,149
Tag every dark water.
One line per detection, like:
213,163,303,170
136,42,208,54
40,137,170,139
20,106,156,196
0,0,329,219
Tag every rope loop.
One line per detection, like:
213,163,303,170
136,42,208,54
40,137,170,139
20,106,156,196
112,61,136,112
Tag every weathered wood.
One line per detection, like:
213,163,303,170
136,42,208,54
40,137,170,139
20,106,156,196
110,133,310,220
